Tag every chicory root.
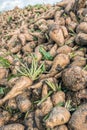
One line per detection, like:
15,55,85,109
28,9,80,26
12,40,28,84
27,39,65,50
0,0,87,129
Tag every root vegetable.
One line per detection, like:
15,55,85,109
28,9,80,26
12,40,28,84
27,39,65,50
72,50,85,59
40,97,53,115
16,93,31,112
35,109,44,130
54,125,68,130
22,43,33,53
77,89,87,99
49,24,65,46
42,84,48,98
54,10,64,24
62,66,87,91
0,123,24,130
76,0,86,10
52,91,65,106
50,54,70,72
7,35,22,54
34,46,42,61
76,22,87,33
57,45,72,55
0,76,32,106
61,26,68,38
70,12,78,23
7,77,19,88
0,68,8,81
49,44,58,57
24,112,37,129
7,99,17,109
0,110,11,127
75,33,87,46
57,0,75,13
29,81,43,89
70,57,86,67
68,104,87,130
46,106,70,128
0,0,87,129
40,54,70,79
10,114,19,122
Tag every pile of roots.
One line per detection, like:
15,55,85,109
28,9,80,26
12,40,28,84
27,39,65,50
0,0,87,129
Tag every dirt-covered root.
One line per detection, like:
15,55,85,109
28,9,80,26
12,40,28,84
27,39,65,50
7,98,17,109
0,110,11,127
76,22,87,33
0,68,8,81
57,45,72,55
71,58,86,67
16,93,31,112
35,109,44,130
70,57,86,67
24,112,38,129
76,89,87,99
0,76,33,106
52,91,65,106
57,0,75,13
40,97,53,115
68,104,87,130
50,54,70,72
49,24,65,47
54,125,68,130
62,66,87,91
0,123,25,130
54,10,64,25
46,106,70,128
75,33,87,46
70,50,86,67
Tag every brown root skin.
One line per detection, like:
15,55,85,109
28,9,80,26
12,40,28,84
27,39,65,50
40,54,70,80
18,34,26,46
76,22,87,33
40,71,58,80
0,123,25,130
0,110,11,127
0,76,33,106
54,125,68,130
57,0,75,13
77,0,86,10
42,84,48,98
28,81,43,89
7,35,22,54
22,43,33,53
61,26,68,38
49,44,58,57
70,12,78,23
0,68,8,81
49,24,65,47
50,54,70,72
76,89,87,99
34,46,42,62
40,97,53,116
46,106,71,128
75,33,87,46
24,112,38,129
52,91,65,106
7,99,17,109
16,93,31,112
57,45,72,55
35,109,44,130
70,57,86,67
54,10,64,24
62,66,87,91
69,104,87,130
